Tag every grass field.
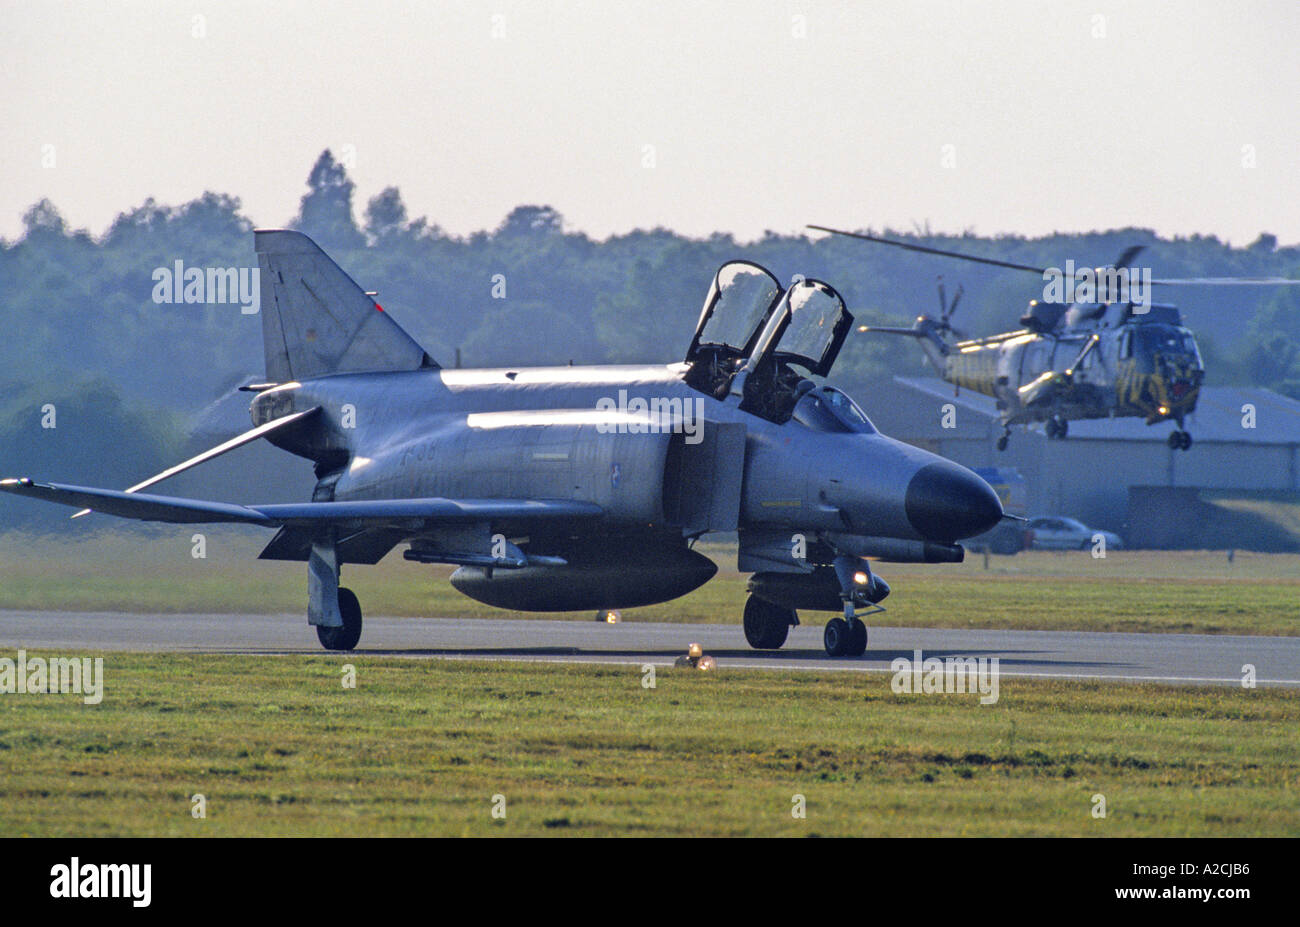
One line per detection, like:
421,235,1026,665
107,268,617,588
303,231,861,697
2,529,1298,636
1,653,1296,837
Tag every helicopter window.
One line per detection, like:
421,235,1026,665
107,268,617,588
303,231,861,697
791,386,877,434
1137,327,1196,356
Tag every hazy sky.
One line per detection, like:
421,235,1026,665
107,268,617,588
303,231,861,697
3,1,1298,244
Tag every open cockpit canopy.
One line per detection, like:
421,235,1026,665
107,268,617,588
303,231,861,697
684,262,854,418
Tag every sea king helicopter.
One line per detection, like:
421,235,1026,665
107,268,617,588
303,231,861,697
810,225,1300,451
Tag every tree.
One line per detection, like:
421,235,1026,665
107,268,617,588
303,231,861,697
293,150,365,253
364,186,409,240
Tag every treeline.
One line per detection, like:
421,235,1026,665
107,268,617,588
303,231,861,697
2,150,1299,527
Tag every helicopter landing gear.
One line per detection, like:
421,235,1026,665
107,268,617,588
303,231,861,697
1167,429,1192,451
1045,416,1069,440
996,427,1010,452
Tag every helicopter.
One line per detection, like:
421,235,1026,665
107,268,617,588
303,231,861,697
809,225,1300,451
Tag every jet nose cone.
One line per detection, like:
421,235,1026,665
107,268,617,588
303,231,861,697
905,461,1003,543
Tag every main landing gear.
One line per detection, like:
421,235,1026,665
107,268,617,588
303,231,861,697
1045,415,1069,440
743,595,794,650
1167,429,1192,451
317,586,363,651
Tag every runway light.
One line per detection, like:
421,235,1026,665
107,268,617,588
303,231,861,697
597,609,621,623
688,642,703,659
697,655,717,671
853,571,869,585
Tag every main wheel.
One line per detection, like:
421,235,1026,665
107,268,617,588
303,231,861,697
1180,431,1193,450
317,587,362,651
743,596,792,650
996,434,1009,452
824,617,851,657
1167,430,1182,449
1057,418,1068,438
846,620,868,656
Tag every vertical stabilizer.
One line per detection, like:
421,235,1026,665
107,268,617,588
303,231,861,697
255,229,436,381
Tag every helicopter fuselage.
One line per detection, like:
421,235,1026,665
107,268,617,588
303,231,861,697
917,309,1204,432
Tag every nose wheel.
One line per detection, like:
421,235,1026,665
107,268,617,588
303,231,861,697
824,616,868,657
1167,429,1192,450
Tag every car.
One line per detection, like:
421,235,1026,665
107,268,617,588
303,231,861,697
1027,516,1123,551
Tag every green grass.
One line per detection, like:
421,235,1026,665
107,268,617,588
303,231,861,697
2,530,1298,636
0,654,1295,836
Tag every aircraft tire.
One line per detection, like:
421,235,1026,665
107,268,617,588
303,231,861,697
743,595,791,649
317,587,363,651
823,617,851,657
847,620,868,656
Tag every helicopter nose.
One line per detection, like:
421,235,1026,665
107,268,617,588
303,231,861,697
905,461,1003,542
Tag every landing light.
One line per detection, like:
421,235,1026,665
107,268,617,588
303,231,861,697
1158,405,1169,415
853,571,869,585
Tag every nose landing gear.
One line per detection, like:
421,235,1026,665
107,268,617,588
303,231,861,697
824,614,868,658
823,555,882,657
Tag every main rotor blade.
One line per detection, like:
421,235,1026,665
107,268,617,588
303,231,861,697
808,225,1049,276
1114,245,1145,270
1151,277,1300,286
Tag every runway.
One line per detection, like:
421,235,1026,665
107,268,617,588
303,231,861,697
0,609,1297,686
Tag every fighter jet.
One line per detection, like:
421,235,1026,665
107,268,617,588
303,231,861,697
0,231,1003,657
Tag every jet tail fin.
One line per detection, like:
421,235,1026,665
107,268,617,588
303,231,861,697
255,229,436,382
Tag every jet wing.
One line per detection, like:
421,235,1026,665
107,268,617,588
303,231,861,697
0,479,603,528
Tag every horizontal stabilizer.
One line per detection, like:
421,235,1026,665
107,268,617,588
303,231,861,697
2,480,275,525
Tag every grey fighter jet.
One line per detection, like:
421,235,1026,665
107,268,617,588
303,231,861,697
1,231,1002,656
